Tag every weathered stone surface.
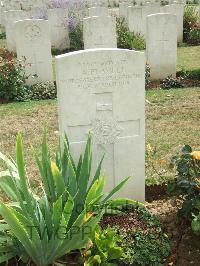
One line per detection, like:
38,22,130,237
146,13,177,80
15,19,53,84
128,4,160,37
56,48,145,201
4,10,30,51
83,16,117,49
47,8,70,50
160,3,184,42
119,1,133,22
88,6,109,17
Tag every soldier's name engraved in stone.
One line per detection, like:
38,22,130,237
82,67,124,76
80,59,132,76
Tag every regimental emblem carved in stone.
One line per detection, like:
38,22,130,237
91,117,123,145
25,25,41,41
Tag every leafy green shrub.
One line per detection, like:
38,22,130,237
0,48,27,101
192,210,200,235
84,225,126,265
0,48,56,103
117,17,145,50
168,145,200,220
122,230,170,265
192,197,200,235
0,32,6,39
0,133,132,265
118,205,171,265
69,17,84,51
130,33,145,51
15,81,56,102
31,82,56,100
160,76,184,89
0,222,17,264
183,5,200,45
187,28,200,45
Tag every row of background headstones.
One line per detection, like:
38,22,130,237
120,1,184,42
2,8,70,52
1,0,185,47
84,4,178,79
1,2,183,83
1,0,186,50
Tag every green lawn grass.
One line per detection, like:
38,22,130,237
146,87,200,184
0,88,199,184
177,45,200,71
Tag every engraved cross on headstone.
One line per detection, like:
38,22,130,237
68,92,140,185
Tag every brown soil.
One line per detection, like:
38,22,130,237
101,211,149,232
146,184,168,202
145,185,200,266
180,77,200,88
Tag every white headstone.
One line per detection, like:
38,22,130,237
128,6,142,35
161,3,184,42
4,10,30,52
146,13,177,79
88,6,109,17
14,19,53,85
83,16,117,49
55,48,145,201
128,5,160,36
119,2,133,22
173,4,184,42
47,8,70,51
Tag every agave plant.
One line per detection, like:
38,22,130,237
0,133,133,265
